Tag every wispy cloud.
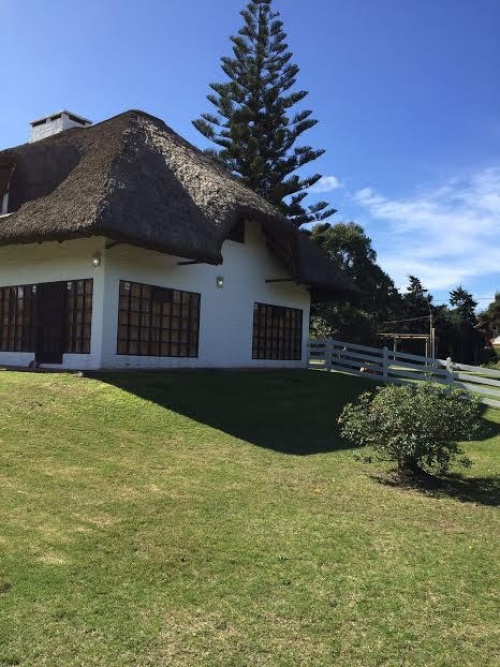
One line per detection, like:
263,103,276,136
352,168,500,292
310,175,341,193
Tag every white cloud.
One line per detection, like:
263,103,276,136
310,175,341,193
352,168,500,292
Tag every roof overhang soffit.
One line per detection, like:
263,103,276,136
263,226,298,277
0,163,15,200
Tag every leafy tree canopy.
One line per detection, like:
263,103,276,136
308,222,402,344
477,292,500,330
309,222,397,303
449,286,477,327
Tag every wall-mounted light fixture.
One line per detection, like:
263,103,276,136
216,276,224,289
92,253,102,267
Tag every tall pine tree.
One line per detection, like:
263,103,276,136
193,0,334,227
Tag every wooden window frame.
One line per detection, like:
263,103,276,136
65,279,93,354
0,285,36,353
252,302,303,361
117,281,200,358
0,280,93,356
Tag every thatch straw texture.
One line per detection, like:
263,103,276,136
0,110,357,299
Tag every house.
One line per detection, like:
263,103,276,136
0,109,356,370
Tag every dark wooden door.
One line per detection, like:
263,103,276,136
35,282,67,364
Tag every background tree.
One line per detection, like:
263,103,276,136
382,275,432,354
449,286,477,328
399,283,483,363
431,304,456,359
308,222,402,344
397,280,480,362
309,228,486,363
478,292,500,330
193,0,334,227
448,286,481,364
402,276,432,333
477,293,500,362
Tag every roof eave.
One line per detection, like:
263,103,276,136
0,227,222,265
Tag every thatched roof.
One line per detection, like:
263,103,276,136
0,110,357,300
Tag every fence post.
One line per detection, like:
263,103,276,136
446,357,454,385
325,338,334,371
383,346,389,382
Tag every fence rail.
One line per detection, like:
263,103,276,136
308,339,500,409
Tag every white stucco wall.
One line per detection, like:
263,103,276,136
101,221,310,369
0,222,311,370
0,238,105,370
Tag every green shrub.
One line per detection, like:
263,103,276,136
339,383,481,478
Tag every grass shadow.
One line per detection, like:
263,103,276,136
371,470,500,507
426,473,500,507
90,369,377,456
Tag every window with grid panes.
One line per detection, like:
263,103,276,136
117,281,200,357
0,280,93,355
252,303,303,360
65,280,93,354
0,285,36,352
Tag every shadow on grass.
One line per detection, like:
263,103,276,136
91,369,376,456
371,471,500,507
431,474,500,506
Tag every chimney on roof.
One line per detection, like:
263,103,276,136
29,110,92,143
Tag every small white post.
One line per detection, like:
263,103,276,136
383,346,389,382
446,357,454,385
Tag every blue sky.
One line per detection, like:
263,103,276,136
2,0,499,308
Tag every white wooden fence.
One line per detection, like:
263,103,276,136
308,338,500,409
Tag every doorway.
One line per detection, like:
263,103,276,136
35,281,67,364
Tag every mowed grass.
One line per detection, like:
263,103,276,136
0,369,498,667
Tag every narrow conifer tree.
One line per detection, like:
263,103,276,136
193,0,335,227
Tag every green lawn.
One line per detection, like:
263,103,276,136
0,369,498,666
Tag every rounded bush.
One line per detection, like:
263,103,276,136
338,383,481,478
